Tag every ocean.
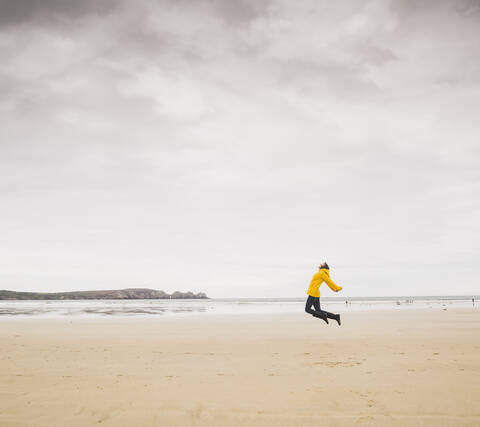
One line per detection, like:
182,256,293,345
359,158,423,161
0,296,478,318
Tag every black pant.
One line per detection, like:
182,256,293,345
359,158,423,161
305,295,337,319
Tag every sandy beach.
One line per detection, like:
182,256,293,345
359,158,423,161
1,308,479,426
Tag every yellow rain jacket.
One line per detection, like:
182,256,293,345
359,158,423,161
307,268,342,297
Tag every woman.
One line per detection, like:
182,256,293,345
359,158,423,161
305,262,342,325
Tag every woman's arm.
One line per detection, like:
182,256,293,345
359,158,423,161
321,271,342,292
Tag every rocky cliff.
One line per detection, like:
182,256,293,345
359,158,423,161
0,288,208,300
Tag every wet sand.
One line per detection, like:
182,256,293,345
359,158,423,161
0,308,479,426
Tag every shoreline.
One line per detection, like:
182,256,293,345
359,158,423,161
0,298,477,320
1,307,478,324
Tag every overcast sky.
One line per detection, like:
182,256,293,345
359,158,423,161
1,0,479,297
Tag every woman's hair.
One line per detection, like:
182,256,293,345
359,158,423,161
321,262,329,269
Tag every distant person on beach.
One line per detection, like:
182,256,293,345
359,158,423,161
305,262,342,325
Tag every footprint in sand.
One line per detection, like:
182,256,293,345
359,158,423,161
74,406,85,416
356,416,374,423
313,361,361,368
188,403,204,422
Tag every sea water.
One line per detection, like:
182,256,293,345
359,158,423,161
0,296,477,318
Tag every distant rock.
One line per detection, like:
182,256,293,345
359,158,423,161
0,288,208,300
170,291,208,299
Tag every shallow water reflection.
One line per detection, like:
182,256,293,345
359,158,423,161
0,297,477,318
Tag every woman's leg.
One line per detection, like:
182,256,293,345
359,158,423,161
313,298,333,318
315,298,341,325
305,295,316,315
305,296,328,323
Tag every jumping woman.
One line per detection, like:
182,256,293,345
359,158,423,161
305,262,342,325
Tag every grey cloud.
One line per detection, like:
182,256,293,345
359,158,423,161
211,0,271,26
454,0,480,16
390,0,480,22
0,0,119,27
354,43,397,67
270,58,383,104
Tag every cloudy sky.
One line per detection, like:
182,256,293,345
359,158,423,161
1,0,479,297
